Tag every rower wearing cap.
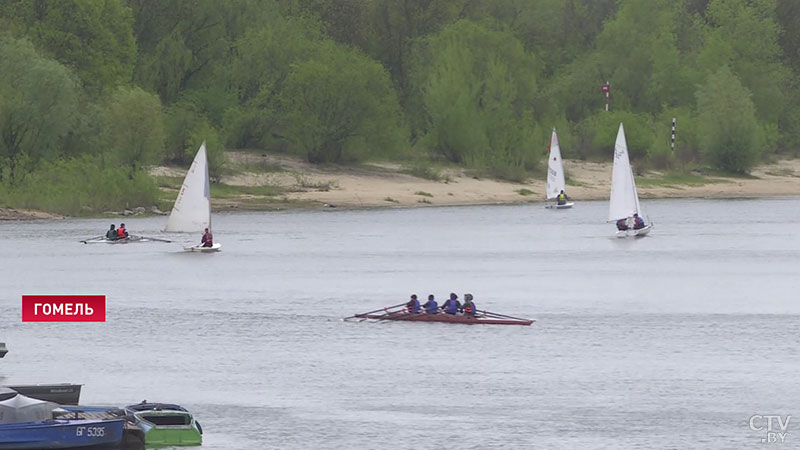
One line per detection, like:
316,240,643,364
406,294,421,313
442,293,461,315
461,293,476,316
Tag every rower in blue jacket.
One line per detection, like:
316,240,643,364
423,294,438,314
442,293,461,315
406,294,421,313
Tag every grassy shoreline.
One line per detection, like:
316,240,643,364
3,156,800,220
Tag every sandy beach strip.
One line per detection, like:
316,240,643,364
219,155,800,209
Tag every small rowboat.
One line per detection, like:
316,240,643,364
80,235,171,244
347,304,534,326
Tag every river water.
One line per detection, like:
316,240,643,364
1,198,799,449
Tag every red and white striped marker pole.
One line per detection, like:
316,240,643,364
601,81,610,111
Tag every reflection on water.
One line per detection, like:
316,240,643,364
1,198,800,449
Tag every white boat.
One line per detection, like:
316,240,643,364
165,142,222,252
608,123,652,238
81,235,170,244
183,243,221,252
544,128,574,209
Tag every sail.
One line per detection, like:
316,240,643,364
165,142,211,232
545,128,566,200
607,124,643,222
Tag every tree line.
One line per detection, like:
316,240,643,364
1,0,799,213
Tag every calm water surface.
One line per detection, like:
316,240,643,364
1,198,799,449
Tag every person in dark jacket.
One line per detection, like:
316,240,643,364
406,294,421,314
633,213,645,229
201,228,213,247
422,294,438,314
616,219,628,231
106,224,118,240
442,293,461,315
461,294,476,316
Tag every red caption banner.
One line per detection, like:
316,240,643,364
22,295,106,322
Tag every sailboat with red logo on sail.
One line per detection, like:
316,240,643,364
545,128,574,209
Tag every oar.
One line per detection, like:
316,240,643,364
79,235,104,244
133,235,172,243
375,308,413,322
479,310,532,322
343,302,406,321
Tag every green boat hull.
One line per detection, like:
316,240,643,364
126,404,202,447
141,424,202,447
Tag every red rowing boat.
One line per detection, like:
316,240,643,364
348,305,534,326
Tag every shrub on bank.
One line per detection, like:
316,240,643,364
0,156,159,215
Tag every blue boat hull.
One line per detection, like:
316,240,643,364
0,418,124,449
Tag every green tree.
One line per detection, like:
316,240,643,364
3,0,136,95
164,101,225,180
129,0,280,104
276,41,407,163
104,87,165,177
463,0,617,75
696,66,760,173
409,20,539,179
224,15,324,149
0,37,80,183
697,0,789,127
366,0,468,107
581,111,655,161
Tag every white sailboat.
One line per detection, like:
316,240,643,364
608,124,652,237
165,141,222,252
545,128,574,209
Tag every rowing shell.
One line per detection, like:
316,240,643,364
81,235,171,244
354,312,533,326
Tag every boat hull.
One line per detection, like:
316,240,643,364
82,235,169,244
126,403,202,447
0,418,124,449
4,384,81,405
355,312,533,326
615,224,652,238
545,202,574,209
0,342,7,358
183,243,221,252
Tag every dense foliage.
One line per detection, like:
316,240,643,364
2,0,800,212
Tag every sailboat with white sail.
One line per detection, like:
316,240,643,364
608,124,652,237
165,141,222,252
545,128,574,209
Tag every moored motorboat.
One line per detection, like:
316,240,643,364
62,405,146,450
0,394,125,449
125,402,202,447
0,342,7,358
3,383,82,405
347,304,534,326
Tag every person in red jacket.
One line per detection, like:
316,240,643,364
201,228,213,247
117,223,129,239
